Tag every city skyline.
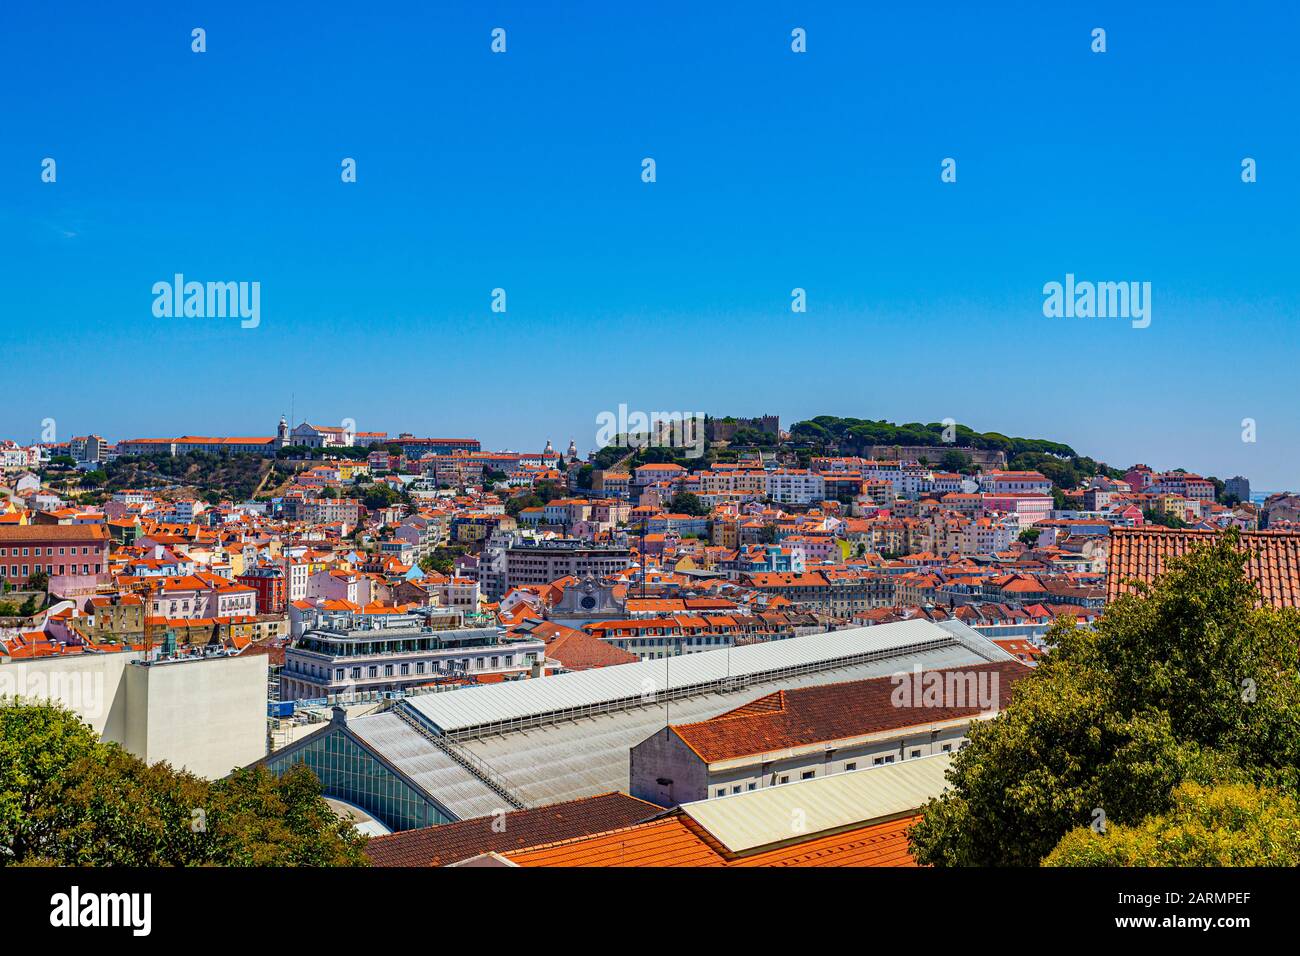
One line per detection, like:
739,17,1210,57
6,407,1274,492
5,3,1296,486
4,1,1298,897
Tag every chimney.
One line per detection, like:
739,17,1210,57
530,658,544,679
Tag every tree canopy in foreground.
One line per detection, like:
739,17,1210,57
0,699,367,866
909,528,1300,866
1044,780,1300,866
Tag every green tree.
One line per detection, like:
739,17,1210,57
1017,528,1040,546
361,484,400,511
0,700,367,866
939,449,970,473
909,529,1300,866
25,569,49,593
1044,781,1300,866
505,494,544,517
1142,507,1188,529
205,765,369,866
668,492,709,517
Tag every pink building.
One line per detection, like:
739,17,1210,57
981,493,1054,527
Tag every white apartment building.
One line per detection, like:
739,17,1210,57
765,469,826,505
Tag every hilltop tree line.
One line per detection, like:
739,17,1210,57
789,416,1077,458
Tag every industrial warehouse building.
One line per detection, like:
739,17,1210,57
505,752,956,867
259,618,1020,832
370,753,956,867
629,658,1031,806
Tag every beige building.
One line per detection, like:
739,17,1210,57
0,648,268,779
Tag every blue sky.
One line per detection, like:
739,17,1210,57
2,1,1298,487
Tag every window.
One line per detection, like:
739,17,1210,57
351,667,361,680
801,770,815,780
747,783,756,791
716,788,726,799
844,762,857,772
334,669,344,681
910,749,922,759
778,775,789,785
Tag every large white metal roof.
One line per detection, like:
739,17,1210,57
403,619,963,736
679,751,953,853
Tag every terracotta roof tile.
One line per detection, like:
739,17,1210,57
505,813,922,867
1107,527,1300,607
671,661,1031,764
364,792,658,867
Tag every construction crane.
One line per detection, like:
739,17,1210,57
127,578,158,659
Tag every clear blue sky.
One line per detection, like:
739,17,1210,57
2,1,1297,488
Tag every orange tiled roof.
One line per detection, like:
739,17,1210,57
1106,527,1300,607
505,813,922,867
365,792,658,867
670,661,1030,763
545,628,639,669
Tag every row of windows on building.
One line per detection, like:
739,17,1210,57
711,742,961,798
615,635,736,648
4,563,98,578
297,653,519,683
0,546,100,557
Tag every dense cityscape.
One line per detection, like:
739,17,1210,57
6,1,1293,939
2,414,1295,876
